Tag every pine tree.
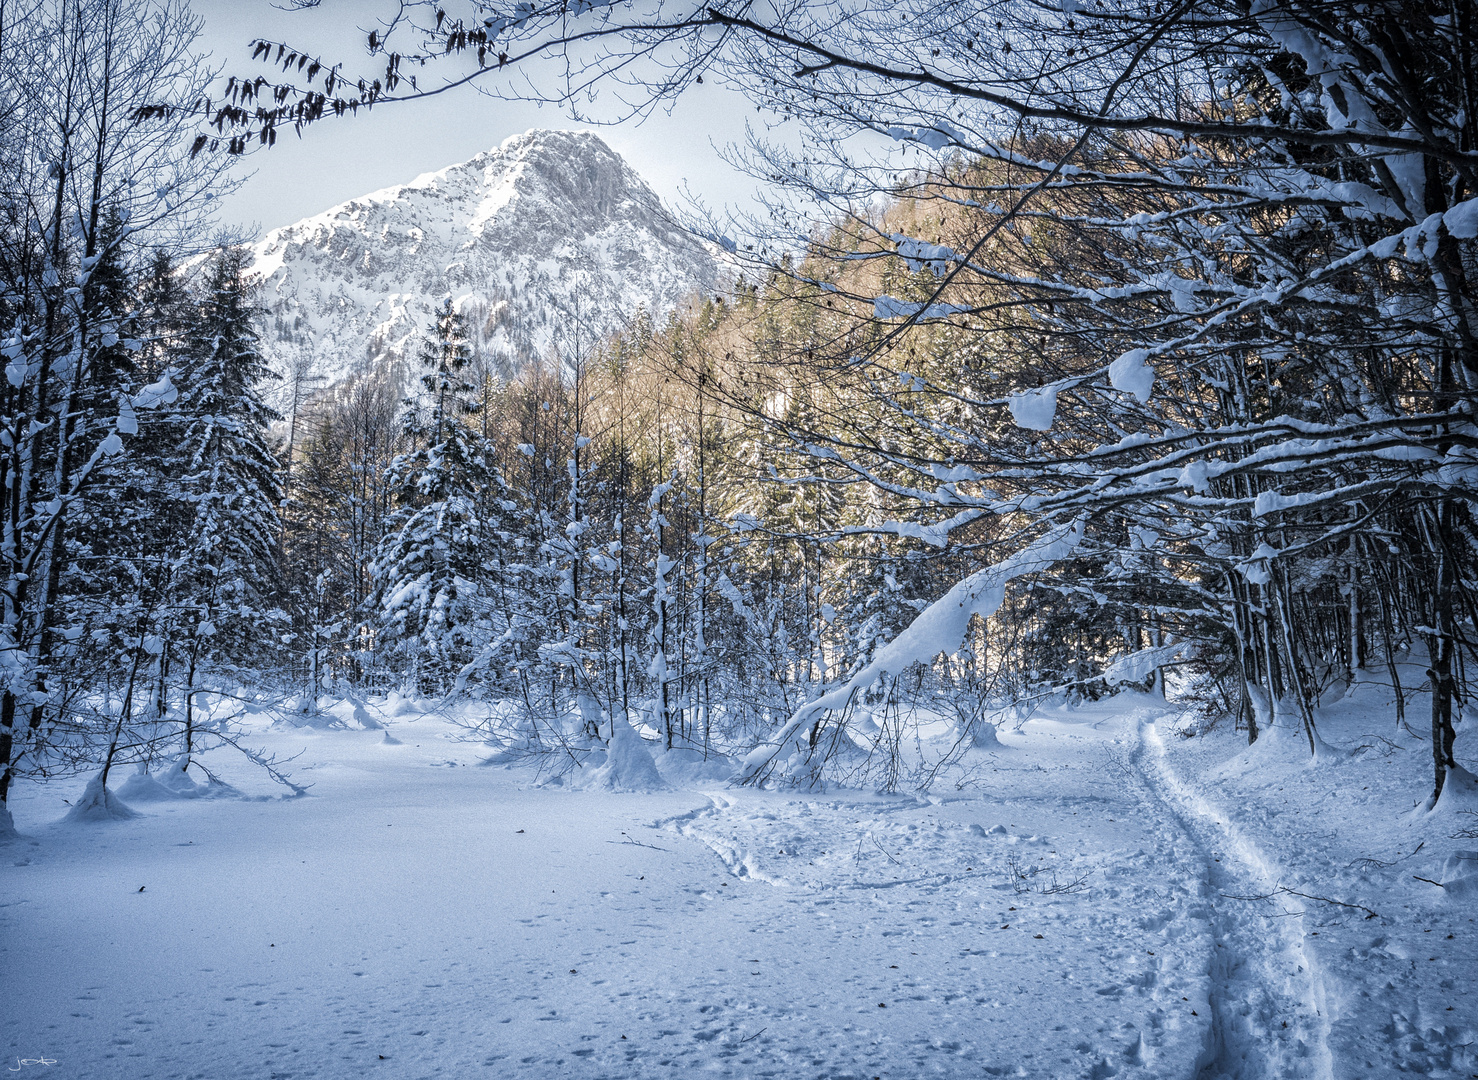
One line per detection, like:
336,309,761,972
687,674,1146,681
371,297,495,694
165,247,284,754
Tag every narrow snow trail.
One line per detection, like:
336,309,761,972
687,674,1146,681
1132,716,1335,1080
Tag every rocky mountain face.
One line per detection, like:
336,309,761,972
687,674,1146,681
249,129,718,393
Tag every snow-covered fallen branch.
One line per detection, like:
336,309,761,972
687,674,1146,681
737,517,1085,785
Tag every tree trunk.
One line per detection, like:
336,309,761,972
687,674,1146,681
1429,500,1459,804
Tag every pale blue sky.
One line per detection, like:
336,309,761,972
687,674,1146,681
192,0,768,237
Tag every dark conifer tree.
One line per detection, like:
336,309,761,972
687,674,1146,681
162,247,284,753
371,297,497,693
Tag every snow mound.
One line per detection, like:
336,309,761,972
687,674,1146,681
0,805,16,840
63,774,140,822
581,718,668,792
382,692,428,718
655,746,735,786
346,696,385,729
966,721,1005,750
115,758,220,801
116,768,183,802
1428,764,1478,817
1438,850,1478,900
1207,715,1316,779
156,754,203,793
282,701,343,729
966,821,1044,844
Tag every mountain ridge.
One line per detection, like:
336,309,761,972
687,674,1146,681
249,129,719,394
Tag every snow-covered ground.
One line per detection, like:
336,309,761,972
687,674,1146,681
3,685,1475,1079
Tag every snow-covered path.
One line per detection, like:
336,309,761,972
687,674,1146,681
1133,717,1333,1080
2,692,1474,1079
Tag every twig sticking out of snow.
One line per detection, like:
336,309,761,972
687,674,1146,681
1223,884,1379,920
873,834,901,865
606,831,670,851
1004,851,1090,895
1449,811,1478,840
1345,840,1424,871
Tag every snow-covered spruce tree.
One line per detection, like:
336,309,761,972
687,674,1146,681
50,223,178,783
158,246,284,761
370,297,495,695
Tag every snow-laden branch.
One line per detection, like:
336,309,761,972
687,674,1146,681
737,517,1085,785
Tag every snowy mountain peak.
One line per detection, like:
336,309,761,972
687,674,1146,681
250,129,718,389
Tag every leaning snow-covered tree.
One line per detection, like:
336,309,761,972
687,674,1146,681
703,0,1477,799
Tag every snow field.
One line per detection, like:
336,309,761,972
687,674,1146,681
2,685,1474,1079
